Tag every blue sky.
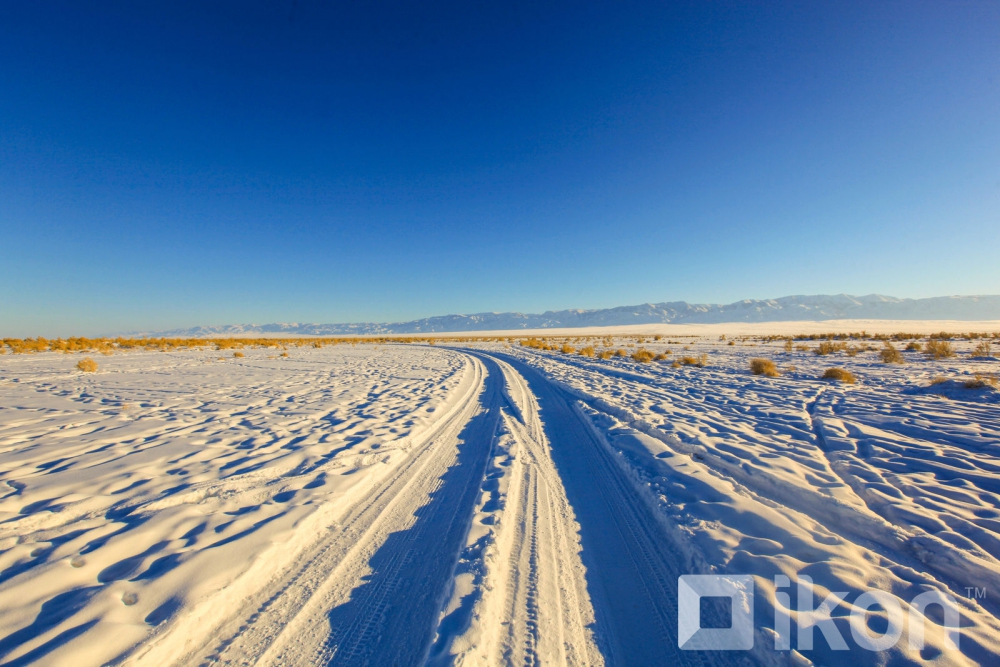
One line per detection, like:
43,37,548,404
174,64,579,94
2,1,998,336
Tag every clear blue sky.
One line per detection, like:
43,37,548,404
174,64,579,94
2,1,998,336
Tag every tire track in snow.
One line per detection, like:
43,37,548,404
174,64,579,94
313,366,502,666
484,353,733,667
428,353,601,666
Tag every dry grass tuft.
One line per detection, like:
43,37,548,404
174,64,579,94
76,357,98,373
578,346,595,357
681,354,708,368
614,348,627,357
631,348,656,363
821,367,855,384
654,353,670,361
880,342,904,364
280,352,289,358
233,351,245,358
929,376,948,385
750,358,780,377
971,341,993,358
964,374,998,389
905,341,923,352
815,341,846,356
924,340,955,359
597,350,614,360
561,344,576,354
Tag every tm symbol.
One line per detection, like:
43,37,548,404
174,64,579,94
965,587,986,600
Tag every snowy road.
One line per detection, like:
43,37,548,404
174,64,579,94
479,352,727,667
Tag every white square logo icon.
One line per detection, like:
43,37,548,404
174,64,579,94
678,575,754,650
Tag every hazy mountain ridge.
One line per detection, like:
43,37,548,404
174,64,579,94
149,294,1000,337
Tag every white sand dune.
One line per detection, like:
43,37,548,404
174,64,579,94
1,334,998,665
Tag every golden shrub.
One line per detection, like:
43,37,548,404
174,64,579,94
233,352,245,358
750,358,779,377
76,358,98,372
880,342,904,364
964,374,998,389
815,341,846,356
925,340,954,359
821,367,855,384
971,341,992,358
631,348,656,363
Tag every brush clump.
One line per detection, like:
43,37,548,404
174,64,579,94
821,367,855,384
76,358,98,373
749,358,779,377
880,342,904,364
925,340,955,360
631,348,655,363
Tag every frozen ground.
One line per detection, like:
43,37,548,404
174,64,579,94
0,334,998,665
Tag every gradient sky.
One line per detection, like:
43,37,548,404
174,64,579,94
2,1,999,336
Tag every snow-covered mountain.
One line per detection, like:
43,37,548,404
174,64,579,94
150,294,1000,336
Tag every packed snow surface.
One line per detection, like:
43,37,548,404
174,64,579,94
1,336,998,665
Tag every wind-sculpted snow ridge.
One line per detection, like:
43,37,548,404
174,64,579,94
144,294,1000,337
488,337,1000,666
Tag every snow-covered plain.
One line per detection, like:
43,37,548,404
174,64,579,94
1,331,998,665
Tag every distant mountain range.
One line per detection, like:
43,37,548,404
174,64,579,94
145,294,1000,337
